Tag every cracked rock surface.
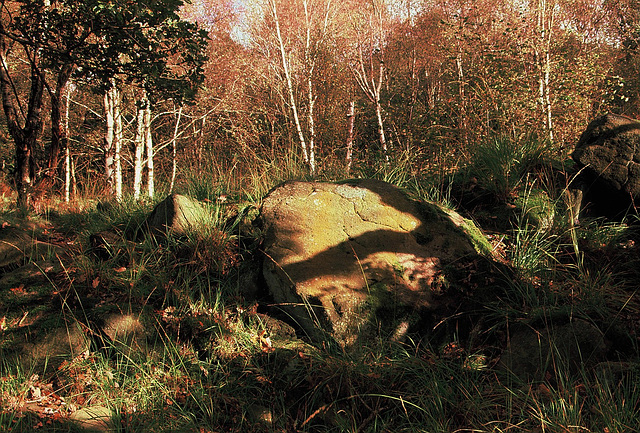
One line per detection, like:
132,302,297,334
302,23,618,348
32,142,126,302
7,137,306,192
573,113,640,198
259,179,487,348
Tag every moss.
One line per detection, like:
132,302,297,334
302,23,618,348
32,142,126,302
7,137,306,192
459,217,494,257
516,188,555,230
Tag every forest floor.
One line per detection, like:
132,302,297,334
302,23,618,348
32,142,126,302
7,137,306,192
1,169,640,432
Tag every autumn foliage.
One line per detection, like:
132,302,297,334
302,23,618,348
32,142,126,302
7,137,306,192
0,0,636,202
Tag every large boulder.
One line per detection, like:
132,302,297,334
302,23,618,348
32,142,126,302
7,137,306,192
259,179,493,348
571,113,640,218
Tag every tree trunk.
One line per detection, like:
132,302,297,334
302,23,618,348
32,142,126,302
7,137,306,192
270,0,309,165
535,0,555,143
113,86,122,201
350,4,388,163
0,29,44,209
455,54,468,147
133,99,146,200
65,145,70,203
346,101,355,175
169,105,183,194
307,73,316,176
49,63,74,183
144,103,154,199
374,60,388,162
103,86,115,195
63,82,72,202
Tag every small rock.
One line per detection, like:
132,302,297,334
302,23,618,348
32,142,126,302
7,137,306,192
102,313,149,354
142,194,208,239
70,406,116,433
246,404,273,426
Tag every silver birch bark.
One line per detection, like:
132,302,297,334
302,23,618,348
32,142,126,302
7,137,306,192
350,0,388,161
65,146,70,203
304,0,316,176
145,104,154,199
455,54,468,147
346,101,355,175
535,0,555,143
169,105,183,194
113,86,123,201
103,81,122,199
64,82,71,203
269,0,309,164
133,99,145,200
103,89,115,194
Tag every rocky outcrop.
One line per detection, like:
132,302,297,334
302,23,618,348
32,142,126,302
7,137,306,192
571,113,640,218
259,179,493,348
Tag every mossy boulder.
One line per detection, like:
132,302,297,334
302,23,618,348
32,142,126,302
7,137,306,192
258,179,493,348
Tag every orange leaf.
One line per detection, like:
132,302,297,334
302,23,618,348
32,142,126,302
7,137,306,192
92,278,100,289
0,316,6,331
10,285,25,294
114,267,127,273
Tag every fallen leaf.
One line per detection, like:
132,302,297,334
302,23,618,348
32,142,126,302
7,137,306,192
10,285,25,294
92,277,100,289
0,316,6,331
114,267,127,273
1,221,9,228
258,330,273,352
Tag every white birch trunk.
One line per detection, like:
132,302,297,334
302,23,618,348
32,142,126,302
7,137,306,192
455,54,468,147
145,104,154,199
346,101,355,175
103,90,115,194
376,59,387,161
64,82,71,203
64,146,70,203
303,0,316,176
350,2,388,162
133,100,145,200
113,86,123,202
269,0,309,164
169,105,183,194
103,81,123,199
536,0,555,143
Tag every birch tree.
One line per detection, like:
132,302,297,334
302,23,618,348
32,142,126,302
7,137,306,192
0,0,206,207
348,0,390,161
103,80,123,200
133,93,153,200
255,0,334,176
534,0,555,143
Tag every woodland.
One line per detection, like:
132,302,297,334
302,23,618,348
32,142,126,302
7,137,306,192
1,0,640,432
1,0,638,203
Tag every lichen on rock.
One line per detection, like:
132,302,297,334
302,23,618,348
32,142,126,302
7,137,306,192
259,179,494,348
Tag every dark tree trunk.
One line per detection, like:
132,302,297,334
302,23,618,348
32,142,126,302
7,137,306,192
48,63,75,182
0,27,45,209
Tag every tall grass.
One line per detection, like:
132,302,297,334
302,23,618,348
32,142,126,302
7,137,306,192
1,142,639,432
468,134,553,201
